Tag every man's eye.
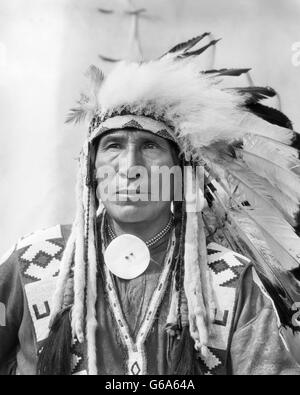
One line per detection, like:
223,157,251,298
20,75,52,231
106,143,121,149
143,142,158,149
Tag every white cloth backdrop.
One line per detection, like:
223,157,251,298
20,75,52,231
1,0,300,254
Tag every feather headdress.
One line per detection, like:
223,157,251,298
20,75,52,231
53,35,300,373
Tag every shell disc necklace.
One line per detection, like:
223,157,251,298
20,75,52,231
104,215,174,280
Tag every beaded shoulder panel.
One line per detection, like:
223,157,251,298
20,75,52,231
16,225,87,375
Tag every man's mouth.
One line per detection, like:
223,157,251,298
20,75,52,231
117,189,141,195
116,185,148,194
115,188,150,201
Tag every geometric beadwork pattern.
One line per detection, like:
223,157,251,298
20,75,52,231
71,338,85,375
198,347,227,375
17,225,88,375
16,225,251,376
156,129,173,141
198,242,250,375
103,229,177,375
16,228,67,344
130,361,141,375
17,225,63,250
19,238,63,282
122,119,143,130
90,115,175,144
71,353,82,373
25,278,57,342
207,243,250,289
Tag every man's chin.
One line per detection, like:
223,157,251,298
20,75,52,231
107,201,153,223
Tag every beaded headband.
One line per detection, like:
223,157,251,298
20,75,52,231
89,115,176,144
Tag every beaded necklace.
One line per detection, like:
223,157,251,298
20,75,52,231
106,215,174,248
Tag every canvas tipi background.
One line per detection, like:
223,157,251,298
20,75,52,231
1,0,300,255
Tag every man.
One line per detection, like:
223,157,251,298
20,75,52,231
1,35,300,375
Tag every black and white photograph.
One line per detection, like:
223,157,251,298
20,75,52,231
0,0,300,377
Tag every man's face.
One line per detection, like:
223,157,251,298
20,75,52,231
95,128,179,224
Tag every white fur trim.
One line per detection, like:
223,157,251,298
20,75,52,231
86,194,98,375
184,171,209,351
72,158,87,342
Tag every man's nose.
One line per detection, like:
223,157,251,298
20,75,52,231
118,147,142,179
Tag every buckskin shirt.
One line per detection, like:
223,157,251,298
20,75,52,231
0,224,299,375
